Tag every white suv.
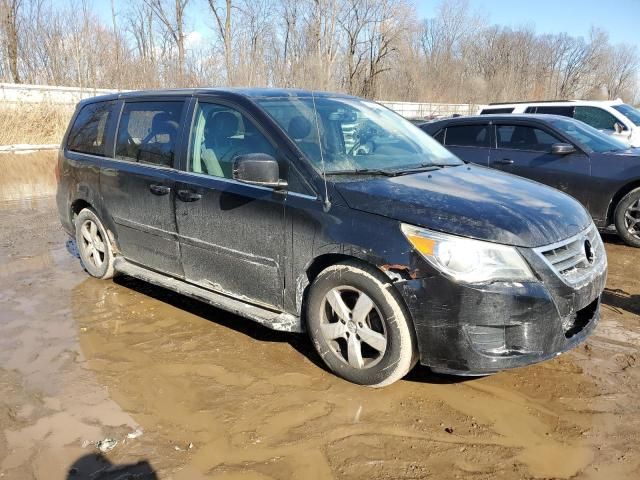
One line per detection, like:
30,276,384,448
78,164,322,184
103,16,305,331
477,99,640,147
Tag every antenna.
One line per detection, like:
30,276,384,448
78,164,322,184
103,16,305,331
311,90,331,212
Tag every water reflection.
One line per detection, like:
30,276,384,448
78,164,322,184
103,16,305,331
0,150,58,203
71,275,601,479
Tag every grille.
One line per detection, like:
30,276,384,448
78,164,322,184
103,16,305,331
534,225,604,286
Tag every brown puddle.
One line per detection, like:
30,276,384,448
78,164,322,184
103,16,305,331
1,152,639,479
0,150,58,205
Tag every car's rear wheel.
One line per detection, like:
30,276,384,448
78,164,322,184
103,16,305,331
614,188,640,247
75,208,115,279
306,260,417,387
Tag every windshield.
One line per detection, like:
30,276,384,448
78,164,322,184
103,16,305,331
550,117,630,153
256,95,462,173
613,104,640,126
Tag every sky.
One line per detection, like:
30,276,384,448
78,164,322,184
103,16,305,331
417,0,640,47
86,0,640,49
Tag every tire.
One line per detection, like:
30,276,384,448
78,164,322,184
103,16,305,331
75,208,115,279
306,260,418,387
614,188,640,248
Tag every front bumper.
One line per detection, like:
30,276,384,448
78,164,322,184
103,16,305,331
396,237,607,375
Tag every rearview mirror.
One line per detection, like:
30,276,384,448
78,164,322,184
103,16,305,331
233,153,287,189
551,143,576,155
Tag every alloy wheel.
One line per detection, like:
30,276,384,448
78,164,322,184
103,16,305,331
624,199,640,239
80,219,106,269
319,286,388,369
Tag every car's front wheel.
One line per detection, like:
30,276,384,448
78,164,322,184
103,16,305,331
75,208,115,279
614,188,640,247
306,260,417,387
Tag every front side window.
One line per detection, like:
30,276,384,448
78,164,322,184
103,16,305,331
496,125,560,152
612,104,640,126
574,106,619,131
444,125,490,148
256,96,461,174
550,117,629,153
189,102,276,178
115,101,184,167
67,101,116,156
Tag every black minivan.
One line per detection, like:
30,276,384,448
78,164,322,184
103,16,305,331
57,88,607,386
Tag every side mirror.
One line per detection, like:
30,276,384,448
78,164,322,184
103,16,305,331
614,122,625,134
551,143,576,155
233,153,287,189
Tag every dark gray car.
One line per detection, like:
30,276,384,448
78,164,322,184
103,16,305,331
421,114,640,247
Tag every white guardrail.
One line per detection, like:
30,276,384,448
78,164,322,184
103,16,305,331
0,83,475,118
0,83,118,105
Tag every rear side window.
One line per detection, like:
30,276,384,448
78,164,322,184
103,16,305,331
67,101,115,156
115,101,184,167
444,125,490,148
532,106,575,117
496,125,560,151
574,106,619,131
480,108,514,114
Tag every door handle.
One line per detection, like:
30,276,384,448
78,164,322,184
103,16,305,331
494,158,514,165
149,184,171,195
177,189,202,202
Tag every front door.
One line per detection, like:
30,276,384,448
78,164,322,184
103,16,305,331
100,99,187,277
173,99,286,309
490,123,593,209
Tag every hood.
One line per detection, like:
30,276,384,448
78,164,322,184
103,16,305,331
334,165,591,248
604,147,640,157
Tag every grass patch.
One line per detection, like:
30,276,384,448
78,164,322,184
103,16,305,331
0,103,73,145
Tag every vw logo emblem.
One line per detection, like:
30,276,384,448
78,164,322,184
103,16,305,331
584,239,595,264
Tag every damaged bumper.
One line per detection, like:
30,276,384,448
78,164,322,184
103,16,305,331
395,233,607,375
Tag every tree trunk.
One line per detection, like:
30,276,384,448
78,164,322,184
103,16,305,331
2,0,21,83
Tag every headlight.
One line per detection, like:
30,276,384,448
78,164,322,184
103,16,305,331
401,224,534,284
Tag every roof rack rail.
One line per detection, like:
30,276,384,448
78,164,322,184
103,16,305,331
488,99,572,105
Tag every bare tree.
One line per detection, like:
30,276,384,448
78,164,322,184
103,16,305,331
339,0,366,93
1,0,638,107
603,44,639,100
207,0,234,84
127,2,159,87
143,0,190,84
1,0,22,82
359,0,405,98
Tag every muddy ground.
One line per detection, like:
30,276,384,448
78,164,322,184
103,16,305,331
1,151,639,479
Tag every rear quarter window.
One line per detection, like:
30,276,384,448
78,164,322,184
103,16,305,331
66,101,116,156
480,108,514,114
533,106,575,117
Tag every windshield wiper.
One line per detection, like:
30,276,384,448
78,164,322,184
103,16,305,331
325,168,396,176
389,165,444,176
325,164,449,177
